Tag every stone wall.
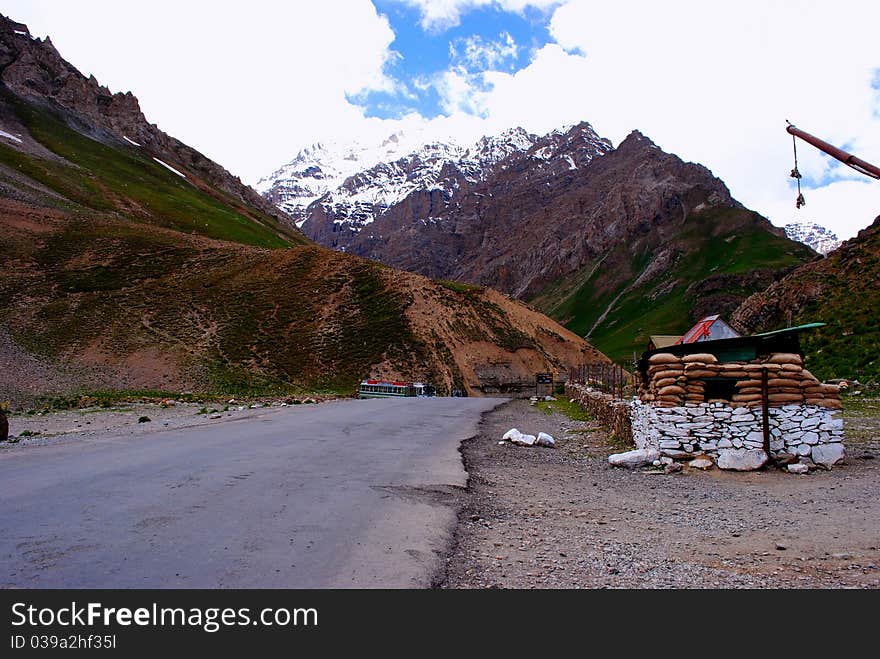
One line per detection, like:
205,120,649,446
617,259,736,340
630,400,845,470
566,383,632,445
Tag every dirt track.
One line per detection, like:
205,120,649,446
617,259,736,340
442,398,880,589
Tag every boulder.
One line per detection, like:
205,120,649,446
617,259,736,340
502,428,522,441
773,453,799,466
608,448,660,468
536,432,556,448
717,449,768,471
812,443,845,468
688,457,714,470
512,433,537,447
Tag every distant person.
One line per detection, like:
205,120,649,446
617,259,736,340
0,401,8,443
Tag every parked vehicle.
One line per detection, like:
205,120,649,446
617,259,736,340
358,380,436,399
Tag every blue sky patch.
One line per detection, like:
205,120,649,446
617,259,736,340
352,2,554,119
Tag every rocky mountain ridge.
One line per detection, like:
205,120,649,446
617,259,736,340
784,221,841,255
261,119,815,361
0,16,293,229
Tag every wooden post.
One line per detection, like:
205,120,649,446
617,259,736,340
761,367,770,458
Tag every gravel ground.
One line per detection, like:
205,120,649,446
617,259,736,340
0,399,322,452
441,398,880,589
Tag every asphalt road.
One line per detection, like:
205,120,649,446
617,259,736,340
0,397,503,588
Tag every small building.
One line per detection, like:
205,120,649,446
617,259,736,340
675,315,740,344
648,335,682,351
631,323,845,472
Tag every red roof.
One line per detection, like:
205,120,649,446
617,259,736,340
676,315,720,344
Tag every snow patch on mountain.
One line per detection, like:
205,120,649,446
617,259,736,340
784,221,841,255
258,123,612,231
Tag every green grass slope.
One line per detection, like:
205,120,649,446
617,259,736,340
734,216,880,382
0,89,303,248
532,207,815,363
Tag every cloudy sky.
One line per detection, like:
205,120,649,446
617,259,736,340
6,0,879,239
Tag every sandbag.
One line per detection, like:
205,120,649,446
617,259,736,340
682,353,718,364
779,363,803,372
767,353,803,365
733,394,762,402
685,362,719,371
768,393,803,403
736,387,762,395
649,353,681,365
651,369,684,381
768,378,803,388
804,384,840,395
683,369,718,379
658,385,686,396
735,379,763,388
744,363,782,371
655,377,681,388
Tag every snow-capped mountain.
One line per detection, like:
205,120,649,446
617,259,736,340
784,222,841,256
257,124,612,232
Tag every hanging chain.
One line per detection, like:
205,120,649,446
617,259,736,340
789,123,805,208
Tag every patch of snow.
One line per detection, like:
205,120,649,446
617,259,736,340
564,155,577,170
153,157,186,179
123,135,141,147
0,129,22,143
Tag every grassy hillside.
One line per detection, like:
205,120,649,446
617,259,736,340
0,88,303,248
532,207,815,363
734,216,880,382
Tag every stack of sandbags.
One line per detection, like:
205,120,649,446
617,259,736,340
681,353,718,402
645,353,685,406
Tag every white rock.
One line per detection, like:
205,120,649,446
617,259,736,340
512,433,537,447
536,432,555,447
502,428,522,441
801,431,820,445
717,439,733,449
659,440,682,449
689,457,714,470
609,448,660,468
660,457,674,465
801,417,820,430
812,443,845,468
717,449,768,471
746,430,765,443
787,463,809,474
796,444,812,456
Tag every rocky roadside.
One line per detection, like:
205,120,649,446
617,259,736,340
0,397,328,452
441,398,880,589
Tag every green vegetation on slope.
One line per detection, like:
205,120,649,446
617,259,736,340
0,89,303,248
532,207,814,363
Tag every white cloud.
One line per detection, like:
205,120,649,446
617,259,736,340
421,0,880,240
538,0,880,239
5,0,877,240
4,0,398,183
451,32,518,71
394,0,560,31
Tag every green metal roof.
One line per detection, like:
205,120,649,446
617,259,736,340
753,322,826,338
